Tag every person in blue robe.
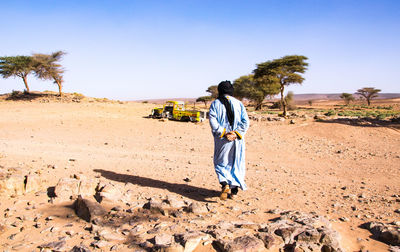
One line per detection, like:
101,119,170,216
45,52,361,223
209,81,250,200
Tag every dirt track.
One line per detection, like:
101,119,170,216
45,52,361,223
0,101,399,251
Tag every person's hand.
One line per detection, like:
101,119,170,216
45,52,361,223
226,131,237,141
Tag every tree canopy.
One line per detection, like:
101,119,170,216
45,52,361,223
0,56,35,93
33,51,66,96
356,87,381,106
233,74,279,110
254,55,308,116
206,85,218,99
196,96,212,108
340,93,355,105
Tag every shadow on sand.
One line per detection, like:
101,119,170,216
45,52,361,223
93,169,219,203
3,91,56,101
317,117,400,131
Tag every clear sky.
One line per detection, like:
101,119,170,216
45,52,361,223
1,0,399,100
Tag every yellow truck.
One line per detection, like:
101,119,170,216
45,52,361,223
150,101,206,122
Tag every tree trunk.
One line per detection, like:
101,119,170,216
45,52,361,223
280,85,286,116
367,98,370,106
22,76,30,93
55,80,63,96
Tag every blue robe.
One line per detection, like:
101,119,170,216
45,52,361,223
209,95,250,190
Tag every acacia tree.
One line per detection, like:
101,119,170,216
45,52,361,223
356,87,381,106
340,93,355,105
233,74,279,110
254,55,308,116
196,96,212,108
33,51,66,96
206,85,218,99
0,56,34,93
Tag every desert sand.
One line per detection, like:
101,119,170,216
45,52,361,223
0,98,399,251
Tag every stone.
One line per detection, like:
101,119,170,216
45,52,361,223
25,174,42,193
78,179,98,198
0,224,6,235
0,175,25,196
91,240,110,248
98,183,124,203
362,222,400,246
166,196,186,209
218,235,266,252
98,229,125,241
74,195,107,222
156,243,184,252
38,240,66,251
176,231,210,252
155,234,174,246
70,245,91,252
188,202,208,214
256,233,283,249
54,178,80,200
295,228,321,243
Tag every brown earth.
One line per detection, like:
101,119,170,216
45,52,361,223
0,97,399,251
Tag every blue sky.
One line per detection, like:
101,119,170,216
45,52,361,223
1,0,399,100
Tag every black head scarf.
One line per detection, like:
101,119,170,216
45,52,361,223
217,80,234,127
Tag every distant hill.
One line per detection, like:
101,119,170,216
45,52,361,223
136,93,400,103
292,93,400,101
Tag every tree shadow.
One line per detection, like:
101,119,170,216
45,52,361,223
316,118,400,130
93,169,219,203
3,91,56,101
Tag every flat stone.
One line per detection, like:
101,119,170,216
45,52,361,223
74,195,107,222
218,235,266,252
155,234,174,246
38,240,66,251
188,202,208,214
78,179,98,198
0,175,25,196
54,178,80,200
25,174,42,193
70,245,91,252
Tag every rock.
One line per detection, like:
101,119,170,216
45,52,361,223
70,245,91,252
295,228,321,243
217,235,265,252
156,243,184,252
274,226,303,244
155,234,174,246
54,178,80,200
0,174,25,196
38,240,66,251
176,231,210,252
98,183,124,203
25,174,42,193
74,195,107,222
256,232,283,249
98,229,125,241
362,222,400,246
188,202,208,214
78,179,98,198
91,240,110,248
166,196,186,209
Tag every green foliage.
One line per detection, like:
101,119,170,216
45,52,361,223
339,93,355,105
196,96,212,107
0,55,35,92
308,100,313,106
142,101,148,103
206,85,218,99
233,74,278,110
253,55,308,116
33,51,66,96
324,110,336,116
356,87,381,106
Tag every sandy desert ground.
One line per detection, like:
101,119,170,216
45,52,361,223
0,98,399,251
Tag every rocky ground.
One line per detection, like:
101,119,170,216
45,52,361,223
0,100,399,251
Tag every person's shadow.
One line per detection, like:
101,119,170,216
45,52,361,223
93,169,219,203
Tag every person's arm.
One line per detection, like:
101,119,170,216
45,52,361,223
209,102,226,138
233,103,250,140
